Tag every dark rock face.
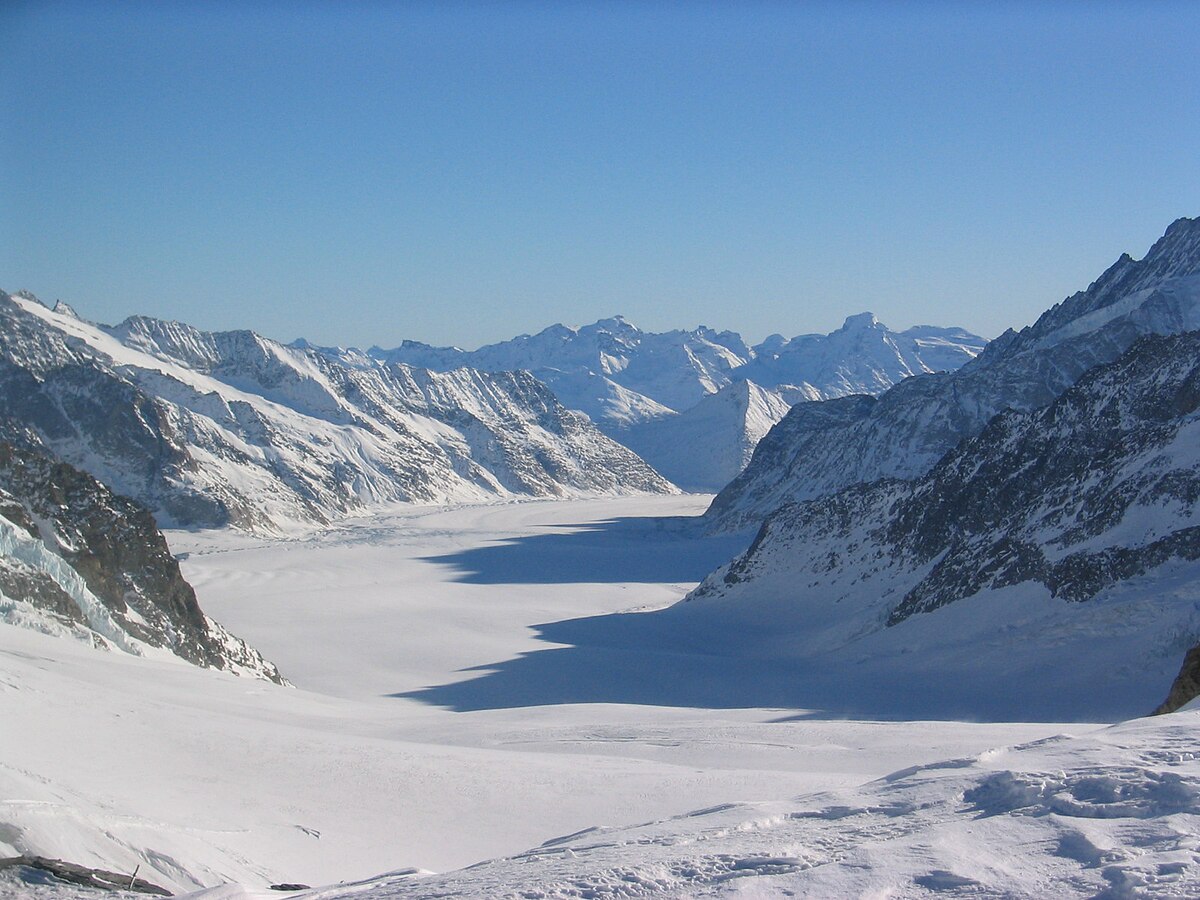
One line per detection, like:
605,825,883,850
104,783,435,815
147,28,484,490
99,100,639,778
707,217,1200,531
0,855,171,896
0,437,285,682
1155,644,1200,715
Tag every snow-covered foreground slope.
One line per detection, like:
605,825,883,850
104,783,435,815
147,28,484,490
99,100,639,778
709,216,1200,530
0,497,1080,895
254,709,1200,899
0,294,672,533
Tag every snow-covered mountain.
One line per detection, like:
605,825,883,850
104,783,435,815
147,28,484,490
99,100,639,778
677,330,1200,720
708,216,1200,529
363,312,984,490
611,380,795,491
369,313,986,430
736,314,986,398
0,436,283,681
0,293,674,532
370,316,752,426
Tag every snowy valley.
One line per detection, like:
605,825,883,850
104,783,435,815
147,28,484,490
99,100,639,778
2,218,1200,899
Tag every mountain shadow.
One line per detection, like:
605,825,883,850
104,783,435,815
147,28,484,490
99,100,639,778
419,514,752,585
392,604,1147,723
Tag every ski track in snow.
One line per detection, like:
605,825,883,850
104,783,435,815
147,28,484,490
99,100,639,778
1,495,1176,898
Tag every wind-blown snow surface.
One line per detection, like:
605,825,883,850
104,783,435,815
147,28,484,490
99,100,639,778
234,710,1200,899
0,294,672,533
0,497,1081,895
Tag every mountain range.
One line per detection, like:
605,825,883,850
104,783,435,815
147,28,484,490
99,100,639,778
649,216,1200,719
676,329,1200,718
363,312,986,489
0,293,673,533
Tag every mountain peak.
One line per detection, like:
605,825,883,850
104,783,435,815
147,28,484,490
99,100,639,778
1142,215,1200,276
840,312,881,331
591,314,638,333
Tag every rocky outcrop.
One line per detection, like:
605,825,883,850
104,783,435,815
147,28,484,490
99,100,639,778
1155,644,1200,714
0,436,285,681
0,855,170,896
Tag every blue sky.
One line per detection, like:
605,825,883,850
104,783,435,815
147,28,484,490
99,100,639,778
3,1,1198,348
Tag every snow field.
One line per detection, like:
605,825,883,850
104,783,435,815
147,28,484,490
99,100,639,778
1,496,1099,895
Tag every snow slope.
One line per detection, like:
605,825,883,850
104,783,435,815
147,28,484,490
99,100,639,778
708,216,1200,530
0,294,673,532
611,380,795,491
0,496,1079,895
263,709,1200,899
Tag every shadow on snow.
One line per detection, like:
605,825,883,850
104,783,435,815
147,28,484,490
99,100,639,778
419,514,753,585
398,512,1139,722
393,604,1137,722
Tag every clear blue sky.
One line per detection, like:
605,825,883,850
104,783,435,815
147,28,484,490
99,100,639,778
3,1,1198,348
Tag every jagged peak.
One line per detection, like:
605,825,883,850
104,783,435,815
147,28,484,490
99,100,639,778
51,300,79,319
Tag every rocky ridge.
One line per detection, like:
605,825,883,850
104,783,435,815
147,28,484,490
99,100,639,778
0,435,284,681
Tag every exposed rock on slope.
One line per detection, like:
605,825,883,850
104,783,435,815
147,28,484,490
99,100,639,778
677,332,1200,718
0,436,284,681
707,217,1200,529
0,293,673,531
1155,643,1200,714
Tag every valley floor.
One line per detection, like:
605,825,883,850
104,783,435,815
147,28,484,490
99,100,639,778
0,496,1149,896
